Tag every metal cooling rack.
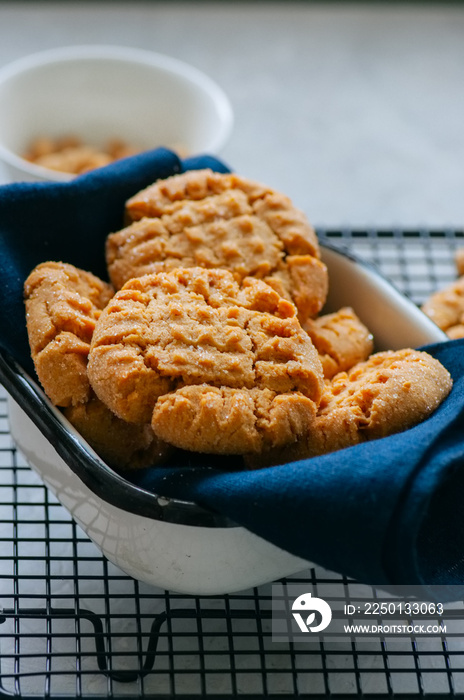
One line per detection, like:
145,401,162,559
1,229,464,699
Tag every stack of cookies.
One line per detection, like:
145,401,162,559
24,170,452,470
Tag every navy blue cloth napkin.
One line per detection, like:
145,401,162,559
1,147,464,594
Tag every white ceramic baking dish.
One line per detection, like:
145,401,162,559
3,244,447,595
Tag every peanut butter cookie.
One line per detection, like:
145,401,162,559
455,248,464,277
88,267,325,454
246,348,452,467
106,169,328,323
315,348,451,442
24,261,172,470
24,261,114,406
152,385,317,455
421,276,464,339
303,307,374,379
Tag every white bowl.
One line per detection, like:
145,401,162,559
3,244,446,595
0,45,233,182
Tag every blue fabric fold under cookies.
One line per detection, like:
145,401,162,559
1,147,464,596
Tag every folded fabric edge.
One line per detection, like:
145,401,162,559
382,339,464,597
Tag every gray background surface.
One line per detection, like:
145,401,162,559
0,2,463,228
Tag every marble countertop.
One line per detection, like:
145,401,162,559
0,1,463,229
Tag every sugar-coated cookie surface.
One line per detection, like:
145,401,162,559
106,169,328,323
316,348,452,441
88,267,324,453
24,262,114,406
246,348,452,468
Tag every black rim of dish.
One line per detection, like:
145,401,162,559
0,349,237,528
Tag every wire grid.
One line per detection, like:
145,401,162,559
1,229,464,699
